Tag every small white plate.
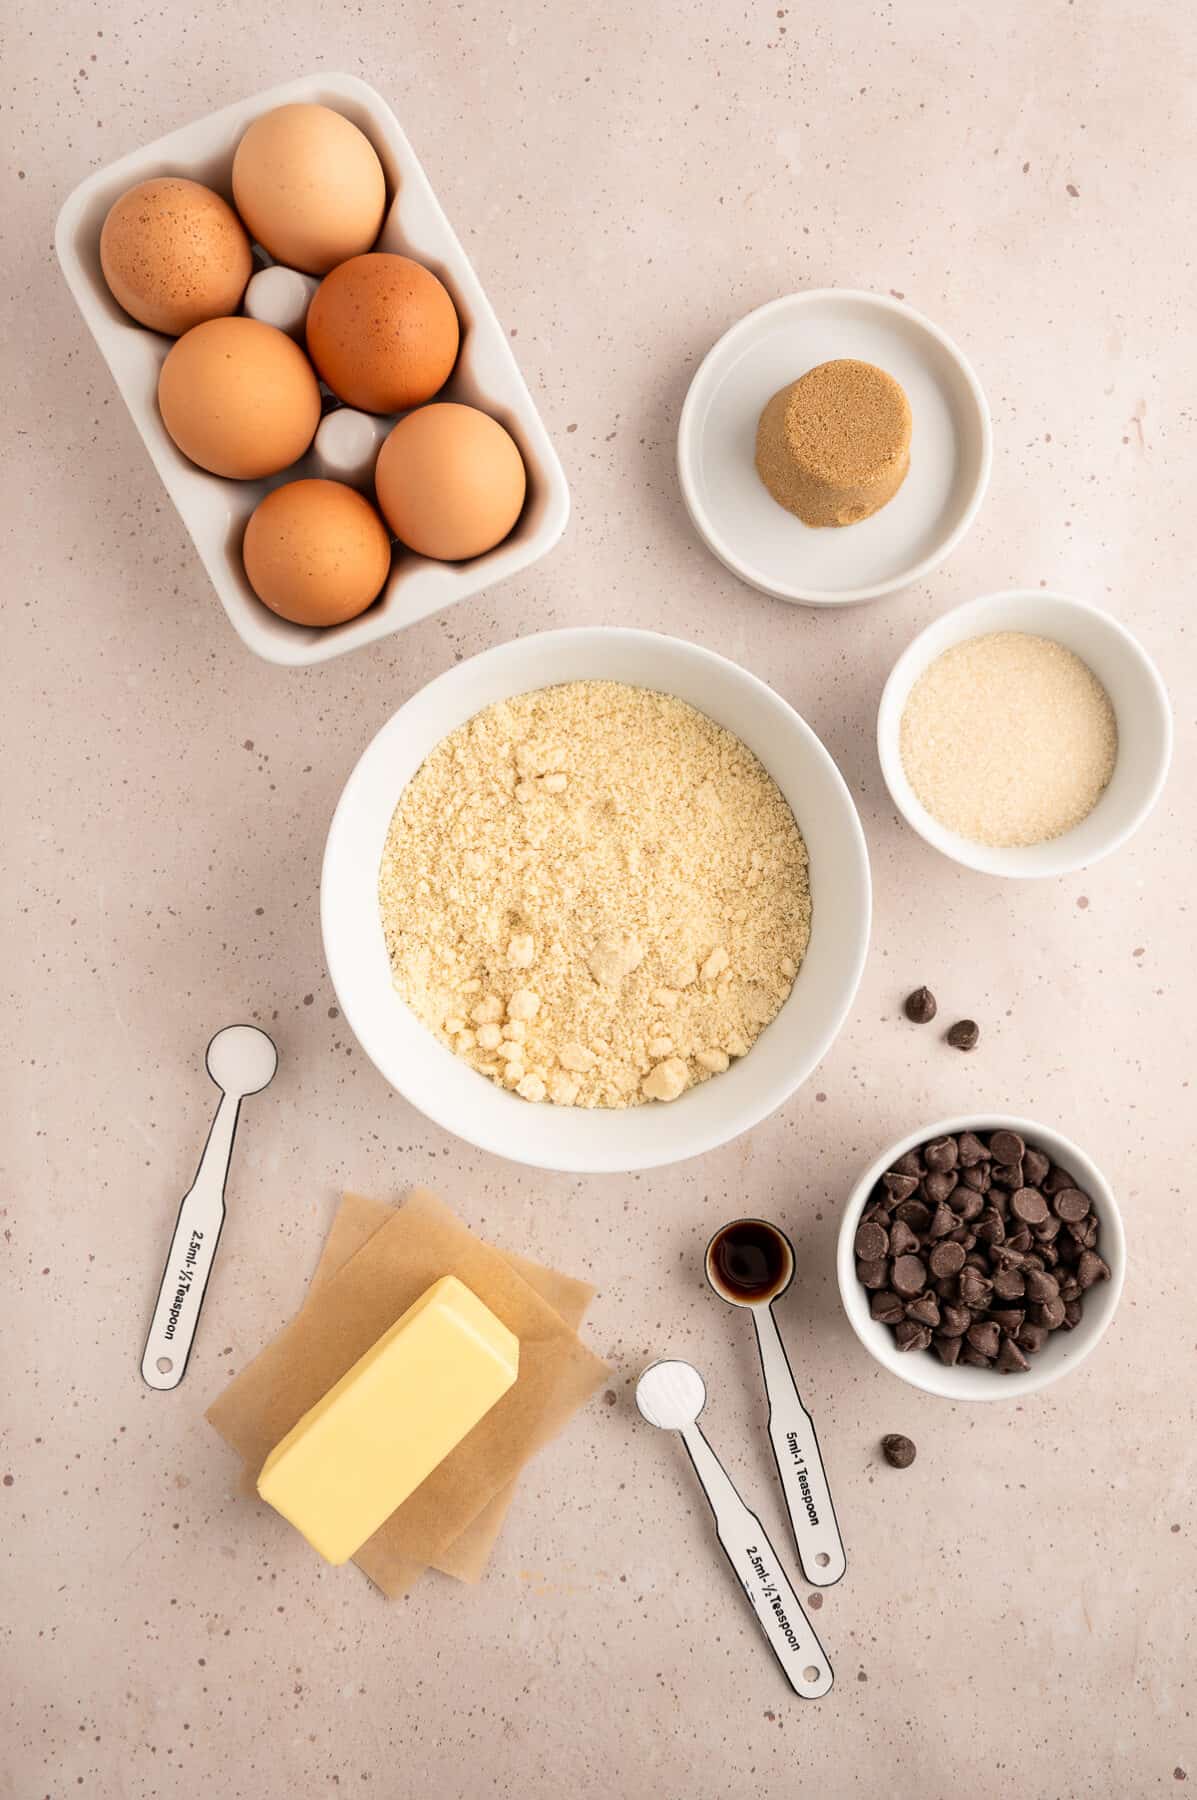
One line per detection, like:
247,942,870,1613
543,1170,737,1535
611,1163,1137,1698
677,290,992,606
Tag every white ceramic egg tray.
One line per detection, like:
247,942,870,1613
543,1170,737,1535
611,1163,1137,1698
55,73,570,666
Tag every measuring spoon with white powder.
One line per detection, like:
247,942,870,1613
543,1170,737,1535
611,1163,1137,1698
705,1218,846,1586
635,1359,833,1698
141,1025,278,1391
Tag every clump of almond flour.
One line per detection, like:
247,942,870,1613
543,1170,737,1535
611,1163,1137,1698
378,682,812,1108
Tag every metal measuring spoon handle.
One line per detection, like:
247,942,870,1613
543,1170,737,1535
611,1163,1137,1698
678,1416,834,1699
141,1026,276,1391
754,1303,846,1586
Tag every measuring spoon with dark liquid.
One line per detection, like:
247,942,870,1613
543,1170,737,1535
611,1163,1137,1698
705,1218,846,1586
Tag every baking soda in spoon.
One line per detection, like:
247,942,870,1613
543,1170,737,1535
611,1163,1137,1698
141,1024,277,1390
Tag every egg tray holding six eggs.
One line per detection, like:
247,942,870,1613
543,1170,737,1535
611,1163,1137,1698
55,71,571,667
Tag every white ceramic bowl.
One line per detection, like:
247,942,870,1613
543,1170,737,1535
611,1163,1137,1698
54,73,569,666
677,290,991,605
837,1115,1125,1402
322,628,871,1172
877,590,1172,877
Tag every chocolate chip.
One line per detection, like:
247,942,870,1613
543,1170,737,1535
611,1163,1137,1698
888,1218,919,1258
1022,1147,1050,1186
856,1258,889,1289
961,1348,993,1368
959,1163,991,1193
988,1243,1026,1269
966,1320,1001,1358
1033,1215,1062,1243
991,1267,1026,1301
891,1149,924,1179
854,1221,889,1260
1016,1321,1048,1354
923,1135,958,1172
933,1276,957,1299
1077,1249,1110,1290
1006,1226,1033,1253
1057,1277,1081,1303
1031,1296,1067,1330
905,1294,940,1328
990,1161,1024,1191
923,1170,959,1206
893,1320,932,1353
990,1308,1025,1335
1062,1299,1083,1329
938,1304,971,1337
870,1290,905,1324
1042,1164,1076,1194
976,1208,1006,1247
933,1334,962,1366
947,1225,976,1248
1010,1187,1049,1225
988,1129,1025,1165
883,1171,920,1202
959,1267,993,1309
957,1130,990,1166
996,1336,1030,1374
1024,1269,1059,1305
927,1202,956,1240
955,1189,985,1221
904,986,937,1024
891,1254,927,1297
882,1433,917,1468
929,1241,966,1279
893,1198,932,1233
946,1019,979,1051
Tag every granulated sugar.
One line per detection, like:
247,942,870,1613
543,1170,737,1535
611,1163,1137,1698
378,681,811,1108
899,631,1118,848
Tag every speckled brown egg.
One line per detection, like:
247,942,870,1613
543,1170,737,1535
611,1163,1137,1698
242,479,392,626
99,177,253,336
375,403,526,560
232,104,387,275
157,317,321,479
306,253,459,414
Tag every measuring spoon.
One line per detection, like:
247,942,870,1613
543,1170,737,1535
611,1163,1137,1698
706,1218,846,1587
141,1024,278,1391
635,1359,833,1699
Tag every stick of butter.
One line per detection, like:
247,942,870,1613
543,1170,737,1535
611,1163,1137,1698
257,1274,519,1565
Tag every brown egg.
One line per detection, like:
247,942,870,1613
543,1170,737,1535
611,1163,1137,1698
158,317,321,479
232,104,387,275
375,403,527,561
306,254,459,414
242,479,392,626
99,177,252,336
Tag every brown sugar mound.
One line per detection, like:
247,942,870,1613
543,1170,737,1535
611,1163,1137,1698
755,358,912,527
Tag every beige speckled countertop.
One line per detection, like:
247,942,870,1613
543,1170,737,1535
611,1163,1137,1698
4,2,1196,1794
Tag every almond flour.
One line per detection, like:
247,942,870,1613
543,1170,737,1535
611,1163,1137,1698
378,681,812,1108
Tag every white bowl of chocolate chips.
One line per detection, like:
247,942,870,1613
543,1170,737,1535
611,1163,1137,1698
837,1116,1125,1400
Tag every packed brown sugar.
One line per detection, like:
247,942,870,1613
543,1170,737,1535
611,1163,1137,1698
378,681,812,1108
755,358,912,527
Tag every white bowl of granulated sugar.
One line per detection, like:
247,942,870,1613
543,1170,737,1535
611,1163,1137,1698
877,590,1172,878
322,627,872,1172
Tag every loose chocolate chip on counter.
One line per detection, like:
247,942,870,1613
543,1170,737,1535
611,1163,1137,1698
881,1433,917,1468
856,1258,890,1290
946,1019,980,1051
1010,1187,1049,1225
988,1129,1025,1165
893,1320,932,1353
923,1135,958,1172
904,986,938,1024
891,1254,928,1297
1052,1187,1091,1223
870,1290,905,1324
929,1240,967,1279
854,1220,890,1261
